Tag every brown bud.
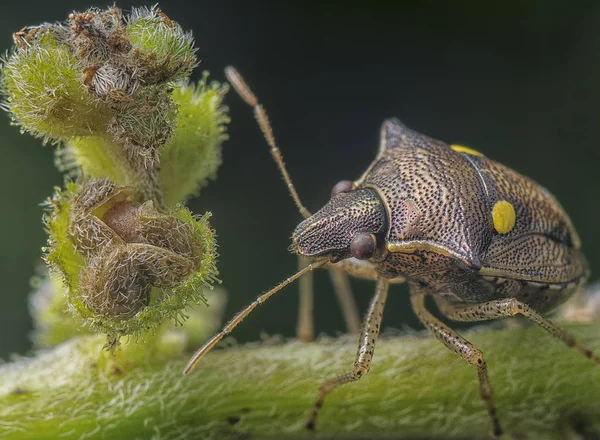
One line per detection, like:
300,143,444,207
102,201,141,243
81,245,151,320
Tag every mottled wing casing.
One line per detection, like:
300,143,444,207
359,119,587,286
465,154,587,284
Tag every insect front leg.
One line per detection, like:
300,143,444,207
306,277,390,430
435,296,600,364
410,288,502,437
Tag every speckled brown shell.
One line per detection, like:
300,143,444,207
358,119,588,288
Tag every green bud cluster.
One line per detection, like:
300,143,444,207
43,179,218,345
2,6,228,204
1,6,229,347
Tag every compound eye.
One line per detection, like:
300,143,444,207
331,180,354,197
350,232,377,260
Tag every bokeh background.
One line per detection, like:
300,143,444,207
1,1,599,359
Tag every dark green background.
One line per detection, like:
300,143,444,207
1,1,599,359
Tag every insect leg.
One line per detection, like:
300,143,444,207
297,255,315,342
297,258,361,341
225,66,311,219
436,297,600,364
328,266,361,334
306,278,389,430
410,290,502,437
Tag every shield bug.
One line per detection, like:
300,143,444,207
185,67,597,437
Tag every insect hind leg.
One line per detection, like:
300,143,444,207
435,296,600,364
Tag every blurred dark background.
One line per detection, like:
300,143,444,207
1,1,599,358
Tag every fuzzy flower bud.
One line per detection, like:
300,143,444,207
1,28,113,141
2,6,225,208
44,179,218,346
126,7,198,84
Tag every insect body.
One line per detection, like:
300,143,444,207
295,119,587,312
186,67,597,437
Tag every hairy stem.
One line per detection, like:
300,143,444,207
1,322,599,439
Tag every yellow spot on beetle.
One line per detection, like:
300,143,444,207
451,144,484,157
492,200,516,234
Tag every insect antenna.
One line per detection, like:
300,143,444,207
225,66,311,219
184,258,329,375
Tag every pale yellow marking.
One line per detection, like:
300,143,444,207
492,200,516,234
451,144,484,157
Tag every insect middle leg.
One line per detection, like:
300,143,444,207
306,277,390,430
297,256,315,341
410,289,503,437
435,296,600,364
297,257,363,341
328,266,361,334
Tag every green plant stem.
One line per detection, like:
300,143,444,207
1,323,600,440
